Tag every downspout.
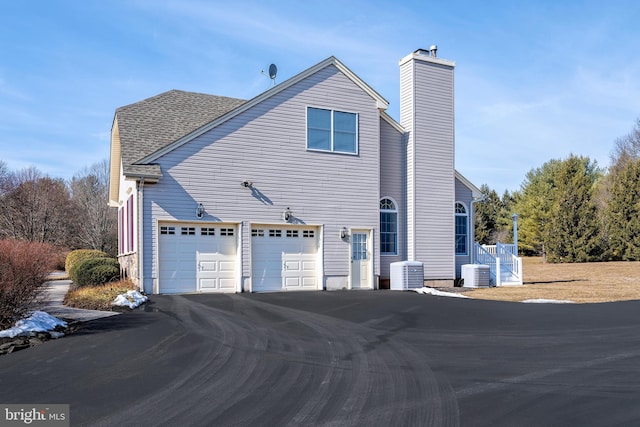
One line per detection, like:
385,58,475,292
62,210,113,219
137,177,145,292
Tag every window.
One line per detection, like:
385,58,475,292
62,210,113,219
286,230,299,238
269,229,282,237
307,107,357,154
201,227,215,236
160,226,175,235
380,198,398,255
181,227,195,236
352,233,368,260
303,230,315,238
220,228,234,236
455,202,468,255
252,229,265,237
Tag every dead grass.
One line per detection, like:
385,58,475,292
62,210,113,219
64,279,136,311
467,257,640,303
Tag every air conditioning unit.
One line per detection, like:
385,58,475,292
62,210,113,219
390,261,424,290
462,264,491,288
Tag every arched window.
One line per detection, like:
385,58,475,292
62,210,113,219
455,202,468,255
380,198,398,255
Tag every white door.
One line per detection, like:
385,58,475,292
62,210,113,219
159,224,237,294
351,231,371,289
252,226,319,292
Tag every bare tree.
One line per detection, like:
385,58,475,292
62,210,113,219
70,159,117,255
0,167,73,245
0,160,8,195
610,117,640,173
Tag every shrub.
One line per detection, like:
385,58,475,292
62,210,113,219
0,239,56,329
72,257,121,287
65,249,108,274
52,249,69,271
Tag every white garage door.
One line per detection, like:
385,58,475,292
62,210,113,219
158,223,237,294
251,226,320,292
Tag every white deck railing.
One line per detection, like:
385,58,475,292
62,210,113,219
473,243,523,286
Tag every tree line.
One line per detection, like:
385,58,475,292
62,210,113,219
0,159,117,256
475,118,640,263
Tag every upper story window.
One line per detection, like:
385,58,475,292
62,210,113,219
455,202,468,256
380,198,398,256
307,107,358,154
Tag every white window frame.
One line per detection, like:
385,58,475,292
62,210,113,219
455,201,469,256
306,106,358,155
380,197,398,256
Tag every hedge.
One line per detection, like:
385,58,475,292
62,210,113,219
65,249,108,274
72,257,121,287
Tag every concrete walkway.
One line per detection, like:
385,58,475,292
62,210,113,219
38,280,120,322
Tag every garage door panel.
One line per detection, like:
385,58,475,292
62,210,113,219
252,226,319,292
301,277,317,288
220,261,235,273
160,223,237,294
219,278,236,290
199,278,218,290
284,260,301,272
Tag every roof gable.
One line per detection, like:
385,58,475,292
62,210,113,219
115,90,246,174
137,56,390,164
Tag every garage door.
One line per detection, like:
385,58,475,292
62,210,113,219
158,223,237,294
251,226,320,292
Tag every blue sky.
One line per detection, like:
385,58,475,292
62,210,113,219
1,1,639,192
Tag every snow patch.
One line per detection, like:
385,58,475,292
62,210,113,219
112,290,148,309
411,287,471,299
522,299,575,304
0,311,68,338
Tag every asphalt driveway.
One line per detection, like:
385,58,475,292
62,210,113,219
1,291,640,426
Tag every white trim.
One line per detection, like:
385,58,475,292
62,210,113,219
380,196,399,256
138,57,388,165
380,111,405,134
455,201,469,256
399,50,456,68
306,106,359,155
455,170,482,197
137,179,144,292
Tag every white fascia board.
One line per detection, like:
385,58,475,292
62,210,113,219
455,170,482,197
108,116,122,207
399,51,456,68
140,57,390,164
380,111,405,134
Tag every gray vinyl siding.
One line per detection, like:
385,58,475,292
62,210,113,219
141,65,381,291
399,62,415,260
379,118,406,279
401,56,455,280
455,176,473,277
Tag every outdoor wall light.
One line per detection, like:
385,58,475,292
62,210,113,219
340,227,349,239
196,203,205,219
283,207,292,222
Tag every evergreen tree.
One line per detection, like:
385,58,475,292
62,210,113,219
545,155,604,262
513,159,562,258
474,184,500,244
606,158,640,260
474,185,516,245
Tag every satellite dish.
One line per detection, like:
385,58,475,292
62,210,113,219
268,64,277,80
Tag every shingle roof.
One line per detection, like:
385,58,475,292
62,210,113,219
116,89,246,176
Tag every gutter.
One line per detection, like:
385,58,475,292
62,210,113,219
137,177,145,292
